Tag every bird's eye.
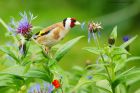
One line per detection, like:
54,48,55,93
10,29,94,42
71,18,76,22
72,20,76,22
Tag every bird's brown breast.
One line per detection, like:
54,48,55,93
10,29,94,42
34,22,68,47
53,29,60,40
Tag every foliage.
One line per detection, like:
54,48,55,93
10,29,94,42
0,13,140,93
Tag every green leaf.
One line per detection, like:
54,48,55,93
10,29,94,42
48,58,57,67
0,18,9,31
32,26,43,31
0,74,24,88
110,26,117,39
125,56,140,63
1,65,25,76
134,88,140,93
23,64,31,74
25,68,53,82
111,47,130,57
94,85,112,93
124,69,140,85
72,77,95,92
120,35,137,48
116,84,127,93
113,68,140,87
0,86,11,93
96,80,112,93
83,47,103,55
115,56,140,72
0,47,19,63
112,67,134,88
54,36,84,61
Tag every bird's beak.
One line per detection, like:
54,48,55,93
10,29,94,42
75,21,81,25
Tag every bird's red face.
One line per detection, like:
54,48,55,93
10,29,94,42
63,18,81,29
70,18,76,28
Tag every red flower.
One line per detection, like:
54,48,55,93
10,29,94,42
52,79,61,89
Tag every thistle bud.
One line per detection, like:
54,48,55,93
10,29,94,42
123,36,130,51
108,37,115,47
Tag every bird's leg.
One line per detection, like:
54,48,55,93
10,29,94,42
42,46,52,59
45,46,50,54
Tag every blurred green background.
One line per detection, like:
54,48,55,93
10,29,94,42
0,0,140,72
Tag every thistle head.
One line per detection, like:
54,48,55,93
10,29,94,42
28,83,53,93
88,21,102,33
87,21,102,43
17,13,32,36
8,12,37,39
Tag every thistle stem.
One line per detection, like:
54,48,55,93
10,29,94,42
94,33,114,93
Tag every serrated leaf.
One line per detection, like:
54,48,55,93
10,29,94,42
54,36,84,61
120,35,137,48
83,47,103,55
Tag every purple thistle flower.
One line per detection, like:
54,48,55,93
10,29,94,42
35,84,41,92
123,36,130,51
17,17,32,35
47,83,53,93
28,83,53,93
87,76,93,80
8,12,36,38
8,12,36,55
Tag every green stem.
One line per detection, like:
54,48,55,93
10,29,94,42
94,33,115,93
61,87,64,93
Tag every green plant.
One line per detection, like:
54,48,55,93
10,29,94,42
0,12,140,93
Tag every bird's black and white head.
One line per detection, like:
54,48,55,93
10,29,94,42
63,18,81,30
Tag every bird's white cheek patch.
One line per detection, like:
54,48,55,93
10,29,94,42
65,18,71,30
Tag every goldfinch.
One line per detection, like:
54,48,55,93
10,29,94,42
33,17,81,51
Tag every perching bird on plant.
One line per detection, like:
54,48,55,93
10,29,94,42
33,17,81,52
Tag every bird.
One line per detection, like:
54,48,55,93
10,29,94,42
33,17,81,52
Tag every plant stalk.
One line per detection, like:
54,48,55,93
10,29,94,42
94,33,115,93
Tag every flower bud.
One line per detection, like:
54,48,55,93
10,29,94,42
108,37,115,47
123,36,130,51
